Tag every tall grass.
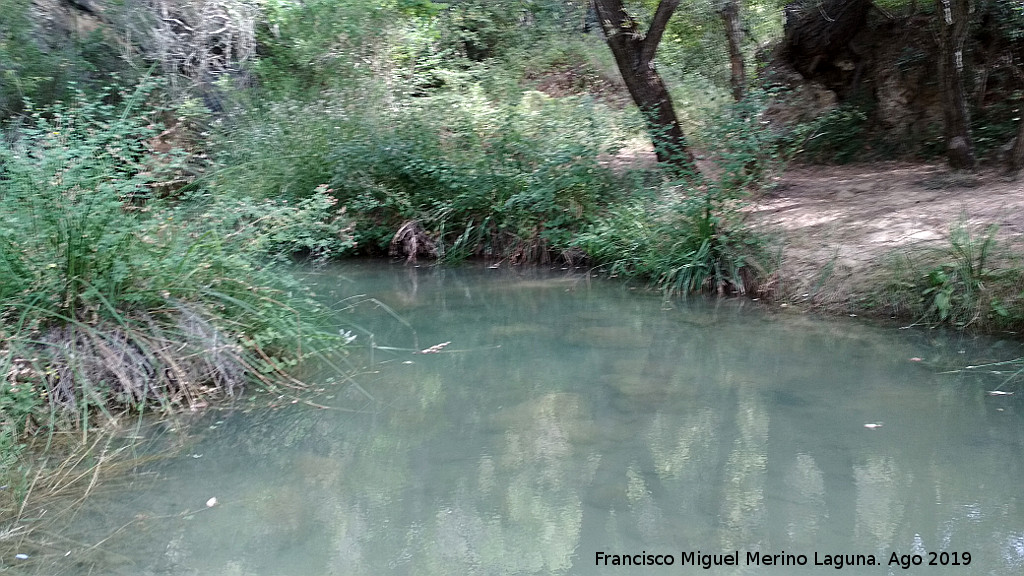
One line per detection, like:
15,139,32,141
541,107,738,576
883,222,1024,330
209,83,641,262
0,83,354,487
574,96,785,296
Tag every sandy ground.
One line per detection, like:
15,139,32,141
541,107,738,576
751,162,1024,307
605,139,1024,310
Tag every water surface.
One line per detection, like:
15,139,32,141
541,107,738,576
48,263,1024,575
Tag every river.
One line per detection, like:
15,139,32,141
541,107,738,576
35,262,1024,575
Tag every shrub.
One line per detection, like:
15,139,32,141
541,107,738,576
183,185,357,261
791,103,870,164
0,83,348,441
207,98,341,203
326,89,636,261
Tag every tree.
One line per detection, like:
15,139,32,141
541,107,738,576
934,0,977,170
719,0,746,102
592,0,695,172
1009,109,1024,175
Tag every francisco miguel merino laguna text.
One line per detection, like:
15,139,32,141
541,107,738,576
596,550,891,569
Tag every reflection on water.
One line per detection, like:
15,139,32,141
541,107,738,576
47,263,1024,574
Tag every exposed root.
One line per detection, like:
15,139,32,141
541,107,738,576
389,220,438,264
739,261,777,298
508,237,552,265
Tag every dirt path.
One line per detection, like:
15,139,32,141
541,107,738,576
751,162,1024,308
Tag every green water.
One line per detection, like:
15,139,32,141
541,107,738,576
40,263,1024,574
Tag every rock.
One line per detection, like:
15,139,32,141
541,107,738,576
762,61,839,127
30,0,105,44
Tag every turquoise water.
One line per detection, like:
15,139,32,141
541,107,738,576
34,263,1024,574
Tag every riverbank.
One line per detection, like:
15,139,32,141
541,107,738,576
749,162,1024,330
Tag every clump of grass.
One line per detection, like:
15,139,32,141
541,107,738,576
574,190,770,296
882,222,1024,330
574,97,784,296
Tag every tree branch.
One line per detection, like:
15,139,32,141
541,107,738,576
640,0,681,65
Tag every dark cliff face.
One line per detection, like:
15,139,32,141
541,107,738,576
7,0,257,114
782,0,872,81
767,4,1024,161
29,0,106,44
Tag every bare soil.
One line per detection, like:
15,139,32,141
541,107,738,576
750,162,1024,309
604,139,1024,314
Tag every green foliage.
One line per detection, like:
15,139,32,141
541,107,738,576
0,83,174,316
704,90,800,185
0,376,32,470
576,189,768,296
0,0,131,120
917,224,1022,327
798,104,870,164
576,97,780,296
208,98,341,203
972,98,1023,160
253,0,393,96
434,0,584,64
656,0,785,102
250,0,591,100
885,223,1024,330
322,88,635,259
438,0,522,62
0,84,350,448
186,186,357,261
987,0,1024,42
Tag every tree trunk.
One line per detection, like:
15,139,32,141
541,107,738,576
592,0,695,172
935,0,977,170
720,0,746,102
1009,123,1024,175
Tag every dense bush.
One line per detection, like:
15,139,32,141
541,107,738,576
331,91,637,260
254,0,389,97
207,98,341,203
0,85,350,444
210,82,640,262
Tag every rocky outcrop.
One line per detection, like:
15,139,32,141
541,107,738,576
859,16,945,148
761,60,838,127
31,0,105,42
769,5,1023,160
26,0,257,87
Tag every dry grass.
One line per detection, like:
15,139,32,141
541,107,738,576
0,424,191,574
7,305,248,434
